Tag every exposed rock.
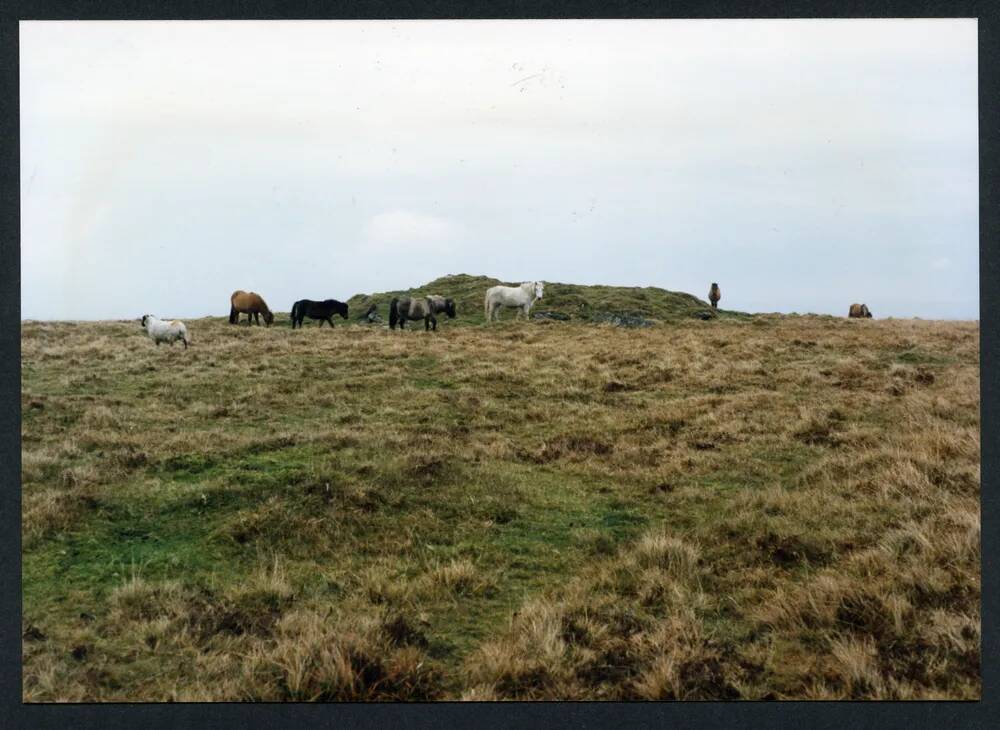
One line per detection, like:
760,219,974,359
357,303,383,324
591,312,654,328
532,311,571,321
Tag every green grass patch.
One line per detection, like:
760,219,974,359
894,348,955,366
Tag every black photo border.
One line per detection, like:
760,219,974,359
1,2,996,728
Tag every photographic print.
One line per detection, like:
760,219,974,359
20,19,979,701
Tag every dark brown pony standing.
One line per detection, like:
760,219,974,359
848,303,873,319
708,283,721,309
230,290,274,326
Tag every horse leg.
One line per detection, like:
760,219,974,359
327,317,335,328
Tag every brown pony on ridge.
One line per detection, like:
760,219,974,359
708,282,721,309
848,303,873,319
230,290,274,326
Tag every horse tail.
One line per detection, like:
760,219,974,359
229,305,237,324
484,289,491,321
389,298,399,330
290,300,299,328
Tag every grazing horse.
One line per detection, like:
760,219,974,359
708,283,721,309
140,315,191,349
848,303,873,319
389,295,456,331
484,281,544,322
230,290,274,326
290,299,349,328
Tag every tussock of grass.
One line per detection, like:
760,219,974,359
241,606,441,701
424,558,495,598
632,533,701,579
21,312,978,700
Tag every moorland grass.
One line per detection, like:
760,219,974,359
21,309,979,700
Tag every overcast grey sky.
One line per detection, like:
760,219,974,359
20,19,978,320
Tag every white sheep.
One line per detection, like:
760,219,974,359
140,315,191,349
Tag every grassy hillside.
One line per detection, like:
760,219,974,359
21,314,979,700
346,274,739,326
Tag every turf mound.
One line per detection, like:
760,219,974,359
347,274,747,326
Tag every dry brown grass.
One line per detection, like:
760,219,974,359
21,314,979,700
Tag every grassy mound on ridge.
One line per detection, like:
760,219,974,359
346,274,744,326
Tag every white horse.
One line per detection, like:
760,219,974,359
140,315,191,349
484,281,545,322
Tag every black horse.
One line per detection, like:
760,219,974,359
389,296,456,331
290,299,349,328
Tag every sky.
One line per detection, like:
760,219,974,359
20,19,978,320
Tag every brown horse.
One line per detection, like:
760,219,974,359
708,283,721,309
230,290,274,326
848,303,872,319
